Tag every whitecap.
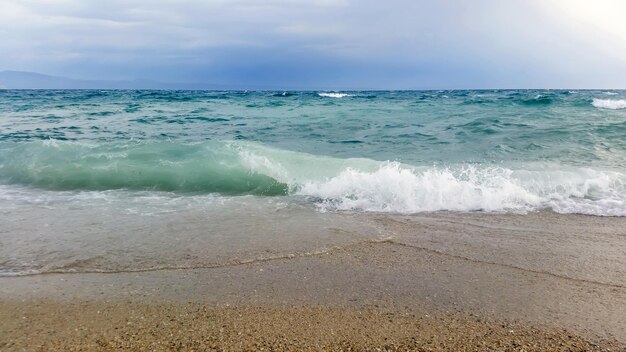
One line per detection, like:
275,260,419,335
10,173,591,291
296,163,626,216
318,92,352,98
592,98,626,110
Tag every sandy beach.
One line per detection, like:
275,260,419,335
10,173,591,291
3,0,626,349
1,212,625,351
1,301,619,351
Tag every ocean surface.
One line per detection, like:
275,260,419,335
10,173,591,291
1,89,625,276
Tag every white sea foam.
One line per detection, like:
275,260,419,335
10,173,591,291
604,91,618,95
592,98,626,110
238,149,291,184
3,140,625,216
318,92,352,98
235,144,626,216
294,163,626,216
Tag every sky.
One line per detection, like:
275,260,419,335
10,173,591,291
1,0,626,89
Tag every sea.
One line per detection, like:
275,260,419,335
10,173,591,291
1,89,625,276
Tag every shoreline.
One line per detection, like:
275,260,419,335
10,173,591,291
1,212,625,350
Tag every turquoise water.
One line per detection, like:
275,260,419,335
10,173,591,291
0,89,625,215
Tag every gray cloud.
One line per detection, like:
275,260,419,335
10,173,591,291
1,0,625,88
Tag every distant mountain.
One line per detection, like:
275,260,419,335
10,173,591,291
0,71,221,90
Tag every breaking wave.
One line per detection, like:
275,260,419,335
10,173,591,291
318,92,352,98
592,99,626,110
0,140,624,216
299,163,625,216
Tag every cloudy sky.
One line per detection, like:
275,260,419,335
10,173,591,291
1,0,626,89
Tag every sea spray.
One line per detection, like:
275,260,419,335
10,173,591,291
3,89,626,279
297,163,625,216
592,98,626,109
1,89,625,215
318,92,352,98
1,139,624,216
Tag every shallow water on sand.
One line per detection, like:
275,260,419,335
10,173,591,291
1,90,625,275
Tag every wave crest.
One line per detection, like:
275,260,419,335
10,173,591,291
1,140,624,216
298,163,626,216
592,99,626,110
0,140,288,195
318,92,352,98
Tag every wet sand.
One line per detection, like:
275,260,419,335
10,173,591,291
1,212,625,350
